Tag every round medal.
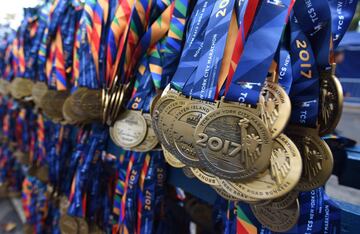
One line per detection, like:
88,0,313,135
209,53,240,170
263,190,299,210
32,82,48,108
76,217,89,234
171,101,215,167
260,82,291,138
132,114,159,152
211,185,239,201
219,134,302,200
10,78,34,99
286,127,334,191
319,75,343,136
163,146,185,168
216,177,259,203
190,167,219,186
0,79,10,96
194,106,272,181
59,215,79,234
110,110,147,148
157,97,188,151
79,89,102,120
251,199,300,232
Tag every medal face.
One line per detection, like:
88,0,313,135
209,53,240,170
32,82,48,108
59,215,79,234
287,127,333,191
319,76,343,136
110,110,147,148
260,82,291,138
10,78,34,99
151,93,177,140
216,177,259,202
172,101,215,167
163,146,185,168
132,114,159,152
157,98,188,152
211,185,239,201
220,134,302,200
190,167,219,186
251,199,300,232
263,190,299,210
194,106,272,181
0,80,11,96
79,89,102,120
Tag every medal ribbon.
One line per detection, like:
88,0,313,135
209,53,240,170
289,15,319,127
225,0,294,104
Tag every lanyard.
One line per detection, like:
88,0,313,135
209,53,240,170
225,0,293,104
289,15,319,128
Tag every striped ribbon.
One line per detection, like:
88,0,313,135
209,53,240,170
52,27,67,90
236,204,257,234
36,114,46,167
148,44,162,89
106,0,135,87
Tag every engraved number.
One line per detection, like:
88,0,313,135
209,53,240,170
197,133,241,156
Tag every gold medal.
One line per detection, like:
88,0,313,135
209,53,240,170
261,190,299,210
163,146,185,168
171,100,215,167
319,64,343,136
76,217,89,234
158,97,188,152
31,82,48,108
151,91,178,140
211,185,239,201
219,134,302,200
79,88,102,120
190,167,219,186
132,114,159,152
41,90,69,122
0,79,11,96
110,110,147,148
10,78,34,99
251,199,300,232
216,177,259,202
260,80,291,138
287,127,333,191
59,215,79,234
194,105,272,181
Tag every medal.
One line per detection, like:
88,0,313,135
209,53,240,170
216,177,259,203
211,185,239,201
190,167,219,186
110,110,147,148
194,105,272,181
260,190,299,210
318,64,343,136
132,114,159,152
31,82,48,109
286,127,333,191
171,100,215,167
251,199,300,232
0,80,10,96
76,217,89,234
59,215,79,234
163,146,185,168
182,167,195,178
218,134,302,200
259,77,291,139
9,77,34,99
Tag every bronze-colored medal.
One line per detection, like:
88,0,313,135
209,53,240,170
59,215,78,234
190,167,219,186
287,127,333,191
260,81,291,138
211,185,239,201
216,178,259,203
151,92,178,139
163,146,185,168
319,64,343,136
251,199,300,232
79,88,103,120
158,98,188,152
89,224,104,234
35,165,49,183
220,134,302,200
76,217,89,234
59,196,70,215
110,110,147,148
132,114,159,152
42,90,69,122
62,97,82,124
10,78,34,99
261,190,299,210
32,82,48,108
172,101,215,167
194,105,272,181
0,79,11,96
